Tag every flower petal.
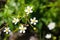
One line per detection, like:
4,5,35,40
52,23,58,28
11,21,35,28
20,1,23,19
36,20,38,22
34,23,36,25
33,17,36,20
45,34,51,39
23,31,25,33
19,30,23,33
4,30,6,32
6,32,8,34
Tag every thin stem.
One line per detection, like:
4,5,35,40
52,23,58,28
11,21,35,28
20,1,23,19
25,14,34,28
27,20,34,28
4,34,9,40
13,28,19,33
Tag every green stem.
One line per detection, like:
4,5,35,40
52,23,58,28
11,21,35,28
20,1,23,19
13,28,19,33
4,34,9,40
27,20,34,28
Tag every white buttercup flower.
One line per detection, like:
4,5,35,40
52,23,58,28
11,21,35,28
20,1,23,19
48,22,55,30
45,34,51,39
19,25,27,33
30,17,38,25
12,18,19,25
4,27,11,34
25,6,33,14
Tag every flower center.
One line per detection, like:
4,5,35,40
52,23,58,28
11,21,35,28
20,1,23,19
28,8,30,12
6,29,9,32
14,19,17,22
32,20,36,23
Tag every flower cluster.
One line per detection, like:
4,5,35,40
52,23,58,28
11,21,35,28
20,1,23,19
3,6,38,34
3,6,56,40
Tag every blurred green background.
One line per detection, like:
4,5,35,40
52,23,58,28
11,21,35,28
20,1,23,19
0,0,60,40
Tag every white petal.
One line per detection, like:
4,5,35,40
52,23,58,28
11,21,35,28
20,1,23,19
4,30,6,32
19,30,23,33
30,10,33,13
17,19,19,22
12,18,19,24
48,22,55,30
48,27,55,30
6,32,8,34
9,30,11,32
24,27,27,30
15,22,17,25
19,25,23,29
27,6,32,10
33,17,36,20
19,27,21,29
36,20,38,22
25,9,28,12
34,23,36,25
45,34,51,39
30,18,32,21
27,6,30,9
21,25,24,27
12,19,15,23
31,22,33,24
26,12,30,15
23,31,25,33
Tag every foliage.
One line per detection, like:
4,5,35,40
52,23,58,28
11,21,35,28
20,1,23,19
0,0,60,40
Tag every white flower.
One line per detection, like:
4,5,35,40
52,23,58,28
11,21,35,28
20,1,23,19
12,18,19,25
30,17,38,25
4,27,11,34
45,34,51,39
48,22,55,30
25,6,33,14
19,25,27,33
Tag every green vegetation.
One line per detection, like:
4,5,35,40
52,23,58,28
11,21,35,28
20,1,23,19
0,0,60,40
